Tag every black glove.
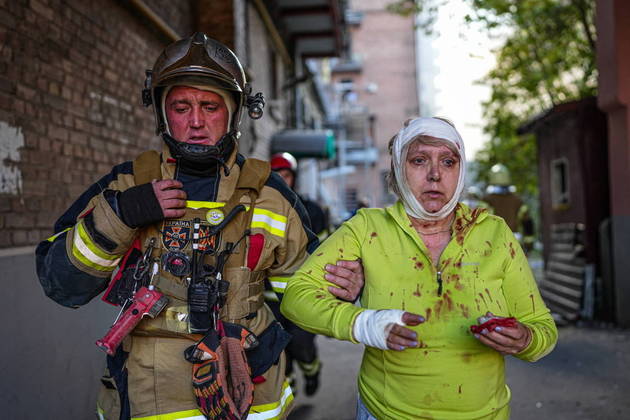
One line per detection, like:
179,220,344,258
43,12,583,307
116,183,164,228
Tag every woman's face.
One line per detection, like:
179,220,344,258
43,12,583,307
405,140,460,213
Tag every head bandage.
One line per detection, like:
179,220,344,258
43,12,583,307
161,85,236,135
392,117,466,221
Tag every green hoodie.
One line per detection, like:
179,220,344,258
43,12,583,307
281,201,557,420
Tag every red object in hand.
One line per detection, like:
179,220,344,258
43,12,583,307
470,317,517,334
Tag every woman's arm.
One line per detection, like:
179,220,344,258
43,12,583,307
492,222,558,361
281,215,367,342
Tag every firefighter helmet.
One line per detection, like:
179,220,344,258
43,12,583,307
488,164,511,186
142,32,265,168
270,153,298,174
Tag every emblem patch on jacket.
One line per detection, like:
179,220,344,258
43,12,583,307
163,220,191,250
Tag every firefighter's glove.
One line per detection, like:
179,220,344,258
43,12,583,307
184,321,258,419
116,183,164,228
353,309,424,350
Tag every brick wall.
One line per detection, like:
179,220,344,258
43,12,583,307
0,0,194,248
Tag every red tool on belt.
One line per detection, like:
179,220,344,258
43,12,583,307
96,285,169,356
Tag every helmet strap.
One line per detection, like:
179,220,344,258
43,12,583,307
162,132,236,177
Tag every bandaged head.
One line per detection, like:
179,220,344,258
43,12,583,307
390,117,466,221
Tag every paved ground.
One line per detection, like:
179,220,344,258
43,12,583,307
288,324,630,419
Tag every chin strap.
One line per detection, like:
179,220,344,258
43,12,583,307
162,132,236,177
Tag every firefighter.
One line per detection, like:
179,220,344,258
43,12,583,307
36,33,360,420
483,163,535,254
268,152,325,396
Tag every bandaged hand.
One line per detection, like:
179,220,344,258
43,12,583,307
352,309,425,351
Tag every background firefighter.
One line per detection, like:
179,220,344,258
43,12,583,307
267,152,325,396
35,33,361,420
483,163,536,254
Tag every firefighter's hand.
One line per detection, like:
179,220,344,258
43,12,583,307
473,312,532,355
325,259,364,302
152,180,187,219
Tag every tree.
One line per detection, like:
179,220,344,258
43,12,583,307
387,0,597,201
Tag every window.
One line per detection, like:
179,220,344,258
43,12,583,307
551,158,570,209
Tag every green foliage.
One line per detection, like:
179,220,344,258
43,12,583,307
387,0,597,203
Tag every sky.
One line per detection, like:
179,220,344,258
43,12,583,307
417,1,504,159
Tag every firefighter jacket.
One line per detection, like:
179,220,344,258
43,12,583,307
281,201,558,420
36,145,318,420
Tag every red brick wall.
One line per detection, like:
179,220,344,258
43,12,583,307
0,0,193,248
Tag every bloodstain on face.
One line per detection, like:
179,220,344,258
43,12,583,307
413,284,422,297
509,242,516,259
484,288,493,302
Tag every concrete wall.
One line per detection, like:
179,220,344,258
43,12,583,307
0,248,117,419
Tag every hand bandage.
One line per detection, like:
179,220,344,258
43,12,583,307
352,309,406,350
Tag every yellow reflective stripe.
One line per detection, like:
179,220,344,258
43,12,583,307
268,276,288,293
96,404,105,420
186,201,225,210
132,408,205,420
251,209,287,238
263,290,280,302
72,223,121,271
76,220,120,261
46,227,71,242
248,381,293,420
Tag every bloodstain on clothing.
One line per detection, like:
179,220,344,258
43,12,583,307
390,292,394,296
417,340,428,349
401,300,406,310
316,252,323,256
413,284,422,297
371,232,378,237
443,291,454,312
415,261,424,270
474,298,481,312
441,258,452,269
315,294,325,299
509,242,516,259
485,241,492,248
458,385,463,394
454,256,463,269
434,299,444,318
484,288,493,303
530,293,535,313
452,205,486,245
478,292,487,306
458,303,470,318
496,300,503,311
425,308,432,321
